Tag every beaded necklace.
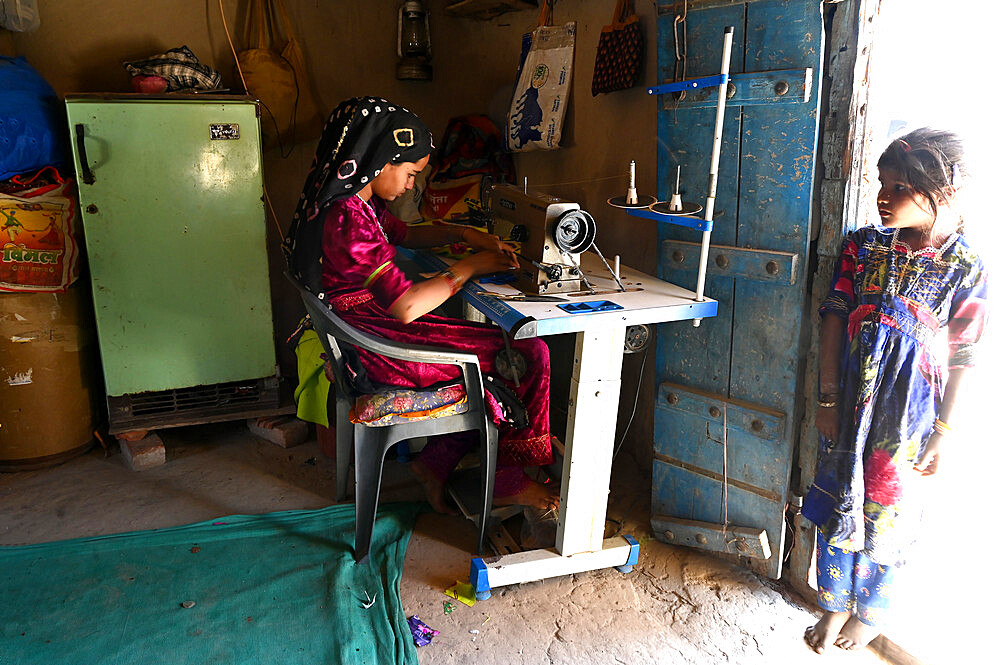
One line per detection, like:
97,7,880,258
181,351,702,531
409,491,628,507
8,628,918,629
885,228,958,297
356,194,388,242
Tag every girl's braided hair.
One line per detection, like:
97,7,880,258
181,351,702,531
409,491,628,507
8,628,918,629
877,127,966,223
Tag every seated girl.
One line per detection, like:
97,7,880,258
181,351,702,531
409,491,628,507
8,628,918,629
285,97,558,514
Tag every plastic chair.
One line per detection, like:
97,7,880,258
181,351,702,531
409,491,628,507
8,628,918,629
288,275,498,563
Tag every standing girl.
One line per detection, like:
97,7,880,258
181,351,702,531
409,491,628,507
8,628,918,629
285,97,558,514
802,128,988,653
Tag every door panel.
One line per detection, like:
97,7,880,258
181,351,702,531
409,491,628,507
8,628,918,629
652,0,822,578
655,383,787,495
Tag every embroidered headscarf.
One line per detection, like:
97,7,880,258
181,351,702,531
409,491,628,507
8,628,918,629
284,96,433,293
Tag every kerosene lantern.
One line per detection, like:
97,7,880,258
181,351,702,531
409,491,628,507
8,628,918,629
396,1,432,80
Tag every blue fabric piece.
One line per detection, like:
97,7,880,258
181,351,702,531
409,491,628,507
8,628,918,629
0,57,66,180
557,300,624,314
0,503,422,664
478,273,516,285
816,530,896,627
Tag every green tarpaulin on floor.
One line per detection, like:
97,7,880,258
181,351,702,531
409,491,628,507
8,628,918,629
1,503,422,664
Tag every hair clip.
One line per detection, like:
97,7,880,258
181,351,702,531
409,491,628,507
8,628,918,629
898,139,911,153
952,162,962,186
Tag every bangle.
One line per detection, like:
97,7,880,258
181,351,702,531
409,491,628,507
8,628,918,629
933,418,951,436
452,226,469,244
817,399,837,408
439,268,462,295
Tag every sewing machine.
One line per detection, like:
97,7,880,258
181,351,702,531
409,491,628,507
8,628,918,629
487,183,597,295
400,239,718,599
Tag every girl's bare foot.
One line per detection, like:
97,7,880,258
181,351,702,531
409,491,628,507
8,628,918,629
804,611,850,655
410,459,457,515
495,479,559,512
834,616,880,651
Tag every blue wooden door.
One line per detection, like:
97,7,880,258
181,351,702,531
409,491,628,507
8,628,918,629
651,0,822,579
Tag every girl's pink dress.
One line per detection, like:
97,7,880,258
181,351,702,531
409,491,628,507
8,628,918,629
320,194,553,494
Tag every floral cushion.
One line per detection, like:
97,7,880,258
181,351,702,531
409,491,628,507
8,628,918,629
349,383,468,427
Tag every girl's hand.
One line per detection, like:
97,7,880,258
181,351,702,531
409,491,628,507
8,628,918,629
914,433,942,476
816,403,839,442
462,249,518,277
461,228,516,255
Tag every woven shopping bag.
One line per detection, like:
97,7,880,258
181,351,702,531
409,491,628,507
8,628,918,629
592,0,642,95
506,0,576,152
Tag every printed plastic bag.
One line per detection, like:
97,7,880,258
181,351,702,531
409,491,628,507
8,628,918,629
0,168,82,292
506,1,576,152
420,115,513,223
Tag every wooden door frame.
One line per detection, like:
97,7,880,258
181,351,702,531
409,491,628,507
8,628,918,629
790,4,931,664
787,0,880,596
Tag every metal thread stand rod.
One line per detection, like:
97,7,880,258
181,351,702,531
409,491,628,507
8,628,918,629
693,26,734,327
590,242,627,292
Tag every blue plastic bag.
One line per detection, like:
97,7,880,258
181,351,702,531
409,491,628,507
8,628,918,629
0,57,66,180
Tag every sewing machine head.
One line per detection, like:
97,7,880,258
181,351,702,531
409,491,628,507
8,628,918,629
487,183,596,294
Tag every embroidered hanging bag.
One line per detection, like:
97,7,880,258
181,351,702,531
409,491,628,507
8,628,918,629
591,0,642,95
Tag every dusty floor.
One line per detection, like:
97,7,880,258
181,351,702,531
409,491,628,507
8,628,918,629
0,422,890,665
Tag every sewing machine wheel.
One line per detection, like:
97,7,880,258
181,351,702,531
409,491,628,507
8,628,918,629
553,210,596,254
480,176,495,213
494,348,527,383
624,324,650,354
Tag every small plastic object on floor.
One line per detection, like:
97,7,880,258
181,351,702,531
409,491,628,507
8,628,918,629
444,580,477,607
407,615,440,647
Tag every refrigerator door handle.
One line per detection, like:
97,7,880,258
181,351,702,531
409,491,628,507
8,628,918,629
74,124,96,185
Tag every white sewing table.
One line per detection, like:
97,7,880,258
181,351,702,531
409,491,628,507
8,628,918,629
400,249,717,598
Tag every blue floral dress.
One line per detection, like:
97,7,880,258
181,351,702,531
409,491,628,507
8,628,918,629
802,226,988,566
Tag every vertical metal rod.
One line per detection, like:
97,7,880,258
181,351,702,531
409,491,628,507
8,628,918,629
591,242,627,292
693,26,734,327
500,330,520,388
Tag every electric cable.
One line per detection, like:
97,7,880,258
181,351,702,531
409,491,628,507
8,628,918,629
612,345,648,462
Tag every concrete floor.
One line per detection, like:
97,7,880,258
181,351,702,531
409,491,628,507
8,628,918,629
0,422,891,665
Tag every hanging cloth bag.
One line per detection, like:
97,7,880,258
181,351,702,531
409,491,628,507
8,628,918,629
506,1,576,152
237,0,323,150
592,0,642,95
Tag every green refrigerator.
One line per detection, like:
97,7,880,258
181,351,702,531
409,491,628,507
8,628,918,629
65,94,278,434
